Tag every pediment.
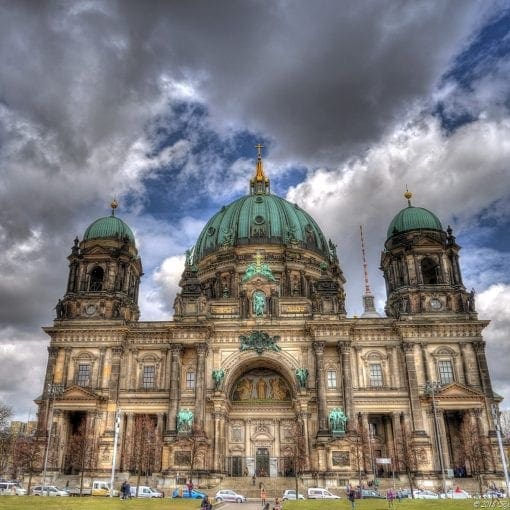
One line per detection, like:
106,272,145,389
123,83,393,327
414,236,443,249
61,385,100,401
84,245,110,255
436,382,485,400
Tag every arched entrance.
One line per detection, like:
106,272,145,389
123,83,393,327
225,367,299,477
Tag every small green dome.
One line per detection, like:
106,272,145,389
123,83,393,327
387,205,443,239
84,214,135,244
194,193,329,261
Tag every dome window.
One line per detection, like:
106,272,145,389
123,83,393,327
254,215,265,225
255,196,263,203
207,227,216,236
89,266,104,292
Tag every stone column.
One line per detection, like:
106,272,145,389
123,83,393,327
391,412,403,470
97,347,106,388
195,342,208,431
61,347,71,387
313,341,328,434
353,346,361,388
338,341,354,423
459,343,470,385
402,342,425,432
361,413,371,472
167,344,183,433
420,344,430,382
109,346,124,400
391,346,401,388
435,409,450,470
165,347,172,390
300,412,311,470
274,418,280,460
473,341,493,398
123,412,134,470
213,411,222,471
244,419,251,459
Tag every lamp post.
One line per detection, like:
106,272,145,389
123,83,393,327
109,408,121,497
491,403,510,497
41,383,64,490
425,381,447,495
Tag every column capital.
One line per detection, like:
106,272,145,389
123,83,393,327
337,341,352,354
473,341,485,353
313,341,325,354
170,343,183,355
195,342,209,356
402,342,415,353
47,346,59,358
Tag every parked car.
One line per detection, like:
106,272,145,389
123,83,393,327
130,486,163,498
307,487,341,499
356,489,384,499
172,487,207,499
442,488,471,499
0,482,27,495
282,489,305,500
414,490,440,499
483,489,506,498
215,489,247,503
32,485,69,496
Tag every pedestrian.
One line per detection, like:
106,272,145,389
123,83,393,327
252,474,256,486
348,488,356,510
387,488,395,509
201,495,213,510
125,481,131,499
261,486,267,506
274,497,281,510
187,479,194,497
120,481,127,500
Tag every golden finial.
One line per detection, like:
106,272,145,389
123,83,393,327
254,144,266,183
404,187,412,206
111,199,118,216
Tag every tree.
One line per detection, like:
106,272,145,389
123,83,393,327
291,418,308,503
0,402,13,477
394,415,418,498
66,419,99,495
347,416,369,493
173,424,208,487
132,414,159,496
459,413,489,494
11,435,44,493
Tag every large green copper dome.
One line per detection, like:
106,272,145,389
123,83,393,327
194,152,329,261
83,202,135,244
387,201,443,239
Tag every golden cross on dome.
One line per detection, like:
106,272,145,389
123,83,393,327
255,143,264,158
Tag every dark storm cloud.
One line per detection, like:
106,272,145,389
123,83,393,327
0,0,505,417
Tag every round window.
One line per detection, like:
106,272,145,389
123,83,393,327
207,227,216,236
254,215,265,225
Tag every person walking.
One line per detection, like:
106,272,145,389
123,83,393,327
348,488,356,510
260,486,267,506
387,488,395,509
274,497,281,510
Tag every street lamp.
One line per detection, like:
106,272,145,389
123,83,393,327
41,383,64,491
424,381,447,495
491,403,510,497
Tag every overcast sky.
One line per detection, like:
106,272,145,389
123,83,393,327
1,0,510,420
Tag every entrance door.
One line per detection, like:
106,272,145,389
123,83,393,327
232,456,243,476
256,448,270,477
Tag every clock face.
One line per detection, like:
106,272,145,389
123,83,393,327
86,304,96,315
429,298,442,311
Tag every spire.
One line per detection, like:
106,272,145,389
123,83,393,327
250,144,270,195
359,225,380,318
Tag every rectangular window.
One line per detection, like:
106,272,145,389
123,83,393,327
369,363,383,387
186,371,196,389
438,360,454,384
142,366,155,389
77,364,91,386
327,370,337,389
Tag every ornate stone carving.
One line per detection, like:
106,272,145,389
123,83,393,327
239,330,281,355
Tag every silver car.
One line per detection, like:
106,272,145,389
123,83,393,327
215,489,246,503
32,485,69,496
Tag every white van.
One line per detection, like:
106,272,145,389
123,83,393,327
0,482,27,496
130,485,163,498
307,487,341,499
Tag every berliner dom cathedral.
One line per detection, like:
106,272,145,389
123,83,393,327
35,147,503,490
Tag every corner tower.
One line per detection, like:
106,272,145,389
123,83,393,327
381,191,475,318
57,201,142,321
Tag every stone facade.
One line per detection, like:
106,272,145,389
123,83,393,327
35,156,503,486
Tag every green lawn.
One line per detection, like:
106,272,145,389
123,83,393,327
0,496,201,510
283,500,501,510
